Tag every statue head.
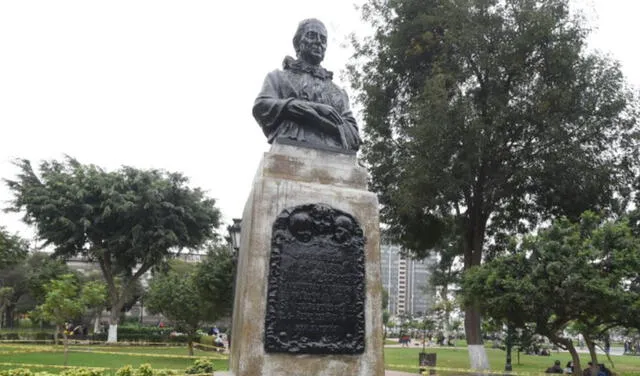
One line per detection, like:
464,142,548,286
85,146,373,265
292,18,327,66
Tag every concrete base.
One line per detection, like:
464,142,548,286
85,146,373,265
229,143,384,376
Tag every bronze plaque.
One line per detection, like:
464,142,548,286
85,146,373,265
264,204,365,354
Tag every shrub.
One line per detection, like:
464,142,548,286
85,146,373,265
0,330,57,341
198,335,214,346
91,333,107,341
60,369,102,376
115,365,134,376
0,370,102,376
115,364,164,376
34,332,54,341
0,333,20,340
168,334,193,344
185,359,214,374
135,364,153,376
0,368,33,376
115,326,183,343
17,318,34,329
155,371,177,376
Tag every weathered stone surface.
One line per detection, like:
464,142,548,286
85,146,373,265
229,143,384,376
263,141,367,188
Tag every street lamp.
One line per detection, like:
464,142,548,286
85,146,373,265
226,218,242,351
505,325,514,372
227,218,242,252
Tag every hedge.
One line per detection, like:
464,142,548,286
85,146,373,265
0,326,196,344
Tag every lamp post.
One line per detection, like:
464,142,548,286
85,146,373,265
226,218,242,293
227,218,242,252
226,218,242,350
505,325,514,372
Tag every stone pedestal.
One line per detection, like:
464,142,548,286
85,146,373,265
229,142,384,376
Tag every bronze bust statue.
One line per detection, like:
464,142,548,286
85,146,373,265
252,19,361,152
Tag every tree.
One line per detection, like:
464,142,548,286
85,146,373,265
5,157,221,342
0,226,28,268
146,247,233,356
463,212,640,373
349,0,639,368
33,274,106,365
0,287,13,329
0,228,29,328
381,288,390,339
193,245,235,320
25,252,74,305
575,212,640,369
0,251,71,328
429,238,461,337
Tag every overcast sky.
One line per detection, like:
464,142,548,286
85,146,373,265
1,0,639,242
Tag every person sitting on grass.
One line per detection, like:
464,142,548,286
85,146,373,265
564,361,574,374
545,360,564,374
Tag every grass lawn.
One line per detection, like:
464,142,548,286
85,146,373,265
0,346,29,352
1,351,224,370
385,347,640,375
0,344,228,374
72,345,225,357
2,343,640,375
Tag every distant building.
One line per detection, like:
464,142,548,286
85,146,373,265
380,244,435,317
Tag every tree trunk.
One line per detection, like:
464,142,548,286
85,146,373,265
466,305,489,370
93,313,100,335
463,215,489,370
567,340,581,376
441,284,451,342
5,306,15,328
584,334,598,363
63,330,69,366
550,333,581,375
54,324,60,346
188,338,194,356
504,326,514,371
107,308,118,343
107,300,125,343
584,334,600,375
107,323,118,343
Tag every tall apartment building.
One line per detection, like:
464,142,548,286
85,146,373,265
380,243,435,317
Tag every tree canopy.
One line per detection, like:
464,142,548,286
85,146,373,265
462,211,640,372
146,245,234,355
0,251,72,328
349,0,639,367
0,227,30,328
5,157,222,342
193,245,235,320
0,226,28,268
33,273,106,365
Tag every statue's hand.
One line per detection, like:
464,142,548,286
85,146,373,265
311,103,343,125
287,100,317,119
287,100,338,134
